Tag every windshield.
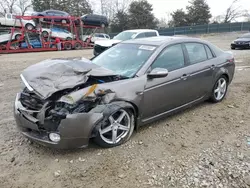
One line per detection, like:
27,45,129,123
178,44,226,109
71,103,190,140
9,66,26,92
92,43,156,77
113,31,137,41
239,33,250,38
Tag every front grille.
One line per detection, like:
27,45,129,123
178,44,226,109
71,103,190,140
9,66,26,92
94,45,108,54
20,88,45,111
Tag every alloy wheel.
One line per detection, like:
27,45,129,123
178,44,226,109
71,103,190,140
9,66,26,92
99,109,131,144
214,77,227,101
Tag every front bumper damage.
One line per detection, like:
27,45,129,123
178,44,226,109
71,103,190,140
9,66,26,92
14,93,103,149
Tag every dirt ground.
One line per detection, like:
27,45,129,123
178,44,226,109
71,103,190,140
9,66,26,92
0,32,250,188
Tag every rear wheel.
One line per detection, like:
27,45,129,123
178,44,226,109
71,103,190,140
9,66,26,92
210,76,228,103
64,42,72,50
94,108,135,148
66,37,72,41
74,42,82,50
42,31,49,37
15,34,21,40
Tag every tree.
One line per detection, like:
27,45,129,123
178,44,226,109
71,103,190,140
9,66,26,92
16,0,32,15
128,0,157,29
32,0,92,16
0,0,16,15
186,0,212,25
222,0,247,23
110,10,129,32
170,9,187,27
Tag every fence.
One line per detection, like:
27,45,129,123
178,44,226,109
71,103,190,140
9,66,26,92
109,22,250,37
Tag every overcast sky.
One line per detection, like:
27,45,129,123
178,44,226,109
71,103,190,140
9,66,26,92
147,0,250,20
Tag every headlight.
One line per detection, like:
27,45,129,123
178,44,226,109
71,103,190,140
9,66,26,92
232,41,235,44
49,133,61,142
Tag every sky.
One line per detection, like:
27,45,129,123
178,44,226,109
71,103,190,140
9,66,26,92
147,0,250,20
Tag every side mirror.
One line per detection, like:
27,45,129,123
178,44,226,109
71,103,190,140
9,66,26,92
147,68,169,79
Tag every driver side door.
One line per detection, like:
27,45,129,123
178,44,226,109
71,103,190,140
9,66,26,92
141,44,190,123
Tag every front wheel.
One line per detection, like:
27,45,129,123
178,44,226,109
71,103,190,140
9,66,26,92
210,76,228,103
94,108,135,148
25,23,34,31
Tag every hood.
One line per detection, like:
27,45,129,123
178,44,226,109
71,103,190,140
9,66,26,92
94,39,122,47
21,57,117,99
234,38,250,42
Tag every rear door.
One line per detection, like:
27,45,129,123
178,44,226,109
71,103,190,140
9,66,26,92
182,42,215,101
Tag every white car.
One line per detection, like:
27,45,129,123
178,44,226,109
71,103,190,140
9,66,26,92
41,28,74,40
94,29,159,56
0,32,22,44
84,33,110,43
0,14,35,31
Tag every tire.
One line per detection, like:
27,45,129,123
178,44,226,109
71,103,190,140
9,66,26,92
74,42,82,50
94,108,135,148
62,19,67,24
210,75,228,103
66,37,72,41
15,34,21,40
64,42,72,50
42,31,49,37
25,23,34,31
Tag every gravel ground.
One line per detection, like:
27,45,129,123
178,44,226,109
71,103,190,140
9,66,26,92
0,32,250,188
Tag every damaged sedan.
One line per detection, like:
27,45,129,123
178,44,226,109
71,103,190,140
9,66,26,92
14,36,235,149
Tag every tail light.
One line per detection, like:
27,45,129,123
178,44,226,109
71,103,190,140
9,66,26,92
227,58,235,63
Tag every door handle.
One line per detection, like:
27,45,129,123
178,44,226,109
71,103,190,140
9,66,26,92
210,65,215,70
181,74,189,80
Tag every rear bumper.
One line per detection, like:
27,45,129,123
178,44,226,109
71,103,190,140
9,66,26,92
14,93,103,149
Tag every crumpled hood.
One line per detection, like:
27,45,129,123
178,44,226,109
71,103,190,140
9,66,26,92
21,57,116,99
94,39,122,47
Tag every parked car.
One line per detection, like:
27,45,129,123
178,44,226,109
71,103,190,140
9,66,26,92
0,14,35,30
84,33,110,43
41,28,74,40
0,32,23,44
93,29,159,56
81,14,109,27
20,38,42,48
14,36,235,149
33,10,70,24
231,33,250,50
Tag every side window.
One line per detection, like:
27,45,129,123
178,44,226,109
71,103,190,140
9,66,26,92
99,34,105,38
184,43,208,64
105,35,110,39
205,45,214,59
151,44,185,72
135,33,146,38
145,32,157,37
7,14,12,19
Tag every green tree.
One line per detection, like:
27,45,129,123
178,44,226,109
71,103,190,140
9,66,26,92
128,0,157,29
110,10,129,32
186,0,212,25
170,9,187,27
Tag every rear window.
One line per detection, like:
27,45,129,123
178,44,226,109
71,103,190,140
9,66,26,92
184,43,208,64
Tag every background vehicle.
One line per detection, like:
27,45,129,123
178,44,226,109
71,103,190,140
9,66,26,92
0,32,22,43
231,33,250,50
20,38,42,48
84,33,110,43
81,14,109,27
14,36,235,149
0,14,35,30
42,28,74,40
33,10,70,24
93,29,159,56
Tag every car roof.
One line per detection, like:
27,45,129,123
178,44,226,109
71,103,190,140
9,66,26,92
123,29,158,33
123,36,205,46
